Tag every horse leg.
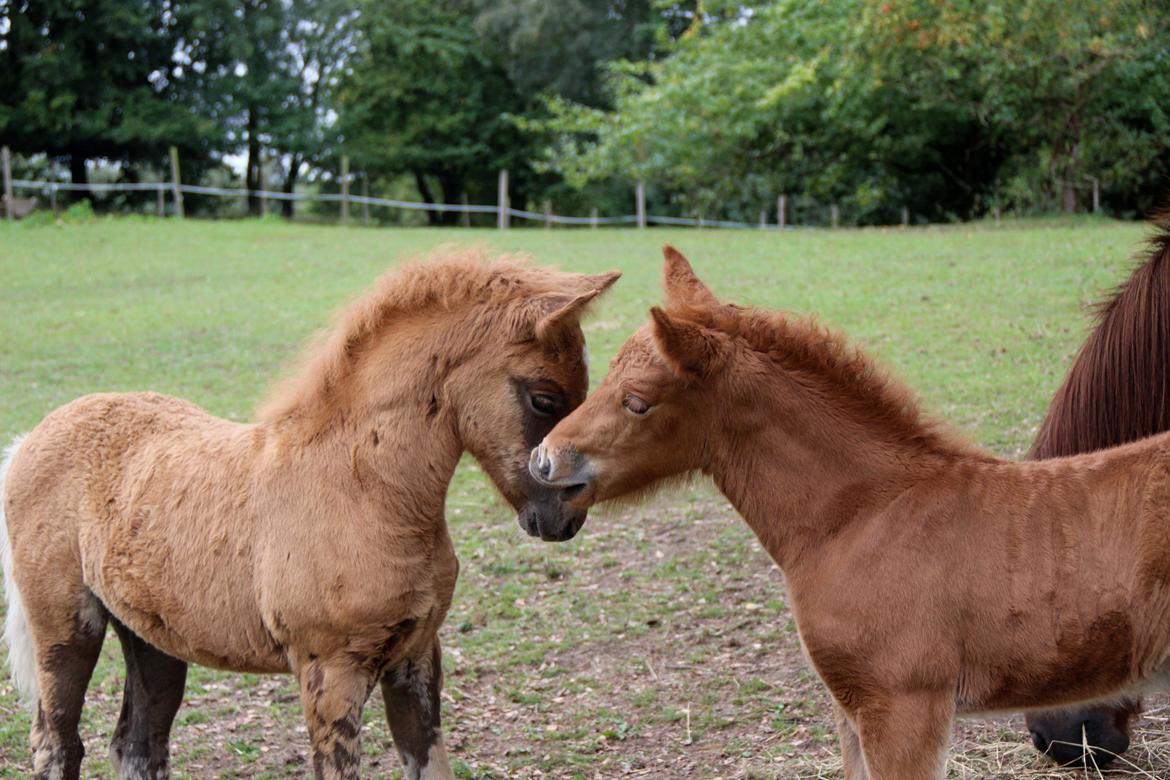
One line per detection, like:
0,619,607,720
28,594,108,780
832,701,869,780
107,619,187,779
295,653,376,780
853,691,954,780
381,640,454,780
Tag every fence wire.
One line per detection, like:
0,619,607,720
10,179,770,229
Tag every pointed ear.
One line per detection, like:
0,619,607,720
532,271,621,343
649,306,726,379
576,270,622,296
534,289,601,343
662,246,719,309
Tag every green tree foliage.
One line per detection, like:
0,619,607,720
336,0,534,225
542,0,1170,222
0,0,220,187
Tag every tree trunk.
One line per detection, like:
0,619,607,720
437,171,463,227
413,171,441,226
1062,180,1078,214
246,106,262,217
69,154,92,203
282,154,301,219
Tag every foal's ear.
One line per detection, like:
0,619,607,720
533,290,602,343
662,246,719,310
532,270,621,342
650,306,726,379
576,270,622,296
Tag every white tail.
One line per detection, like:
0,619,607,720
1,434,37,705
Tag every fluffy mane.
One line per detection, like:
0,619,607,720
684,301,984,457
1030,209,1170,458
259,246,580,427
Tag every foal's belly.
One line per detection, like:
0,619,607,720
80,508,289,674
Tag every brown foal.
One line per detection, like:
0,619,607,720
1,250,618,780
531,246,1170,780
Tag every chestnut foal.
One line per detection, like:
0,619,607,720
532,247,1170,780
1,250,618,780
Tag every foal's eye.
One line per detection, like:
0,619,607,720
529,393,562,417
622,394,650,415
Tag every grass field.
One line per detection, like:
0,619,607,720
0,216,1162,778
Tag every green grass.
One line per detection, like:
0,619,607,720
0,215,1154,778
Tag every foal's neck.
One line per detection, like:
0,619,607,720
709,365,969,571
271,316,467,526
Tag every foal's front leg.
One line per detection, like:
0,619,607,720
295,654,377,780
832,701,869,780
853,691,954,780
382,640,455,780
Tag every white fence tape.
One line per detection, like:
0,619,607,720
11,178,770,228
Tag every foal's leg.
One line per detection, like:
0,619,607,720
854,692,954,780
108,620,188,779
296,653,377,780
832,702,869,780
28,596,108,780
381,641,455,780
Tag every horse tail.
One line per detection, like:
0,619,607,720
1030,209,1170,459
0,434,37,705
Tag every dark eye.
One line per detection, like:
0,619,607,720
622,394,650,415
529,393,562,417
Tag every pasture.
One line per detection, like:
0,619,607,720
0,216,1162,778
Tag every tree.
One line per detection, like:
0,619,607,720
337,0,531,225
0,0,222,194
540,0,1170,222
270,0,358,217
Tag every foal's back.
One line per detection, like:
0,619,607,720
6,391,283,672
888,433,1170,710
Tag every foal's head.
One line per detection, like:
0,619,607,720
451,263,621,541
261,250,620,541
529,247,732,506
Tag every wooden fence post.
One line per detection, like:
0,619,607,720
497,169,509,230
543,199,553,229
901,206,909,227
830,204,840,228
340,155,349,226
460,192,470,228
777,194,787,230
2,145,14,222
636,181,646,229
50,159,59,216
169,146,184,218
759,209,767,229
1086,176,1100,213
259,164,267,217
156,184,165,218
363,174,371,226
590,207,598,230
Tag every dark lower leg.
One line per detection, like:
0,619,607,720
109,620,188,779
382,642,453,780
297,654,375,780
30,615,107,779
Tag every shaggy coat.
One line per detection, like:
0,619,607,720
532,246,1170,780
1,250,618,780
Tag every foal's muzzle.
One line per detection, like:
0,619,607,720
528,443,595,502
